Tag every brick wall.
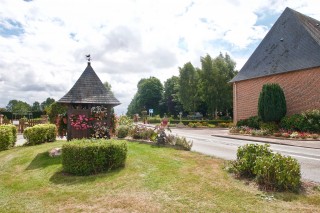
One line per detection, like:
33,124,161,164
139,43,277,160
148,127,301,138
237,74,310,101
233,67,320,123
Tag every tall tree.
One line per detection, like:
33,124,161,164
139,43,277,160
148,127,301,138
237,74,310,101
46,102,68,123
127,93,140,116
162,76,183,116
41,97,55,111
137,77,163,115
178,62,199,113
103,81,114,96
127,77,163,116
31,101,41,112
200,53,237,118
6,100,31,115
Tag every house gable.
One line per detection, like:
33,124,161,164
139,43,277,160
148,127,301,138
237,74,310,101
231,7,320,82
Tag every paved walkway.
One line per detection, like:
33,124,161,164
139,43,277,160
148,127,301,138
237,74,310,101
15,134,66,146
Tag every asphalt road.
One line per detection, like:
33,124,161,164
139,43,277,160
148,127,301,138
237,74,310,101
170,128,320,183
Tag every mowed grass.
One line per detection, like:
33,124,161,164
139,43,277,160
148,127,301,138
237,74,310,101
0,141,319,213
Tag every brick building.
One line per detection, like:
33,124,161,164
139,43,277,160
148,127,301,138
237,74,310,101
230,7,320,123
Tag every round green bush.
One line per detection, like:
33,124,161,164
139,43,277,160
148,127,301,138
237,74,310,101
234,144,272,178
62,139,127,176
254,153,301,192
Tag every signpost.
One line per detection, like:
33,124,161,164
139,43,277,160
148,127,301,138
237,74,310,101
149,109,153,117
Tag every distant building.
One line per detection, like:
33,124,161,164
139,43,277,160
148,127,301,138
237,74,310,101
230,7,320,123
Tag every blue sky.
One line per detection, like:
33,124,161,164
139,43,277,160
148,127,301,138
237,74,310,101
0,0,319,115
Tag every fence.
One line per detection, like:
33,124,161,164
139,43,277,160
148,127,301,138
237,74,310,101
0,114,49,133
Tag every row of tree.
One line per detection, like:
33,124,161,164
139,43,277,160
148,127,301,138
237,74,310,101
127,53,238,118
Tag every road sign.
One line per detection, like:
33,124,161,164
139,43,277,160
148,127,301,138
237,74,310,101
149,109,153,114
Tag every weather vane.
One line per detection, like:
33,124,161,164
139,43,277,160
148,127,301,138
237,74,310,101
86,54,91,63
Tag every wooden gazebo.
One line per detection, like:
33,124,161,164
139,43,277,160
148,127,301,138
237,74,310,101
57,60,120,140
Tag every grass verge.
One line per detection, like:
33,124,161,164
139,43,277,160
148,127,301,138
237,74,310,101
0,140,319,212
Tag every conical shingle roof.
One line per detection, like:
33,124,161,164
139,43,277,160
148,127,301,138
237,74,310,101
231,7,320,82
58,63,121,106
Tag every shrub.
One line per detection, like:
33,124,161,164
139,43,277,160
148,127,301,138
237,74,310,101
301,109,320,133
0,125,15,151
117,125,130,138
5,124,17,143
280,114,305,131
254,153,301,192
164,134,193,150
62,139,127,176
118,115,133,126
175,136,193,151
233,144,272,178
236,116,261,129
260,122,279,133
23,124,57,145
258,83,287,123
130,125,155,140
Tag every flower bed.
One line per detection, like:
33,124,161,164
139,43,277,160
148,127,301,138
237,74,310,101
229,126,319,140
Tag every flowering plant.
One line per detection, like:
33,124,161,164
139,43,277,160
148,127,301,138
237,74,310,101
69,114,94,130
91,121,110,139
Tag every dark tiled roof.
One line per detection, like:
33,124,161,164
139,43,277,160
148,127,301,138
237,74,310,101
58,63,121,106
231,7,320,82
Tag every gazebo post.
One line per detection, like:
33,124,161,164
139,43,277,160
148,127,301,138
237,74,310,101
67,106,72,141
106,106,112,128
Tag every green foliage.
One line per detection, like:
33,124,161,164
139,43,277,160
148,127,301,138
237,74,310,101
6,99,31,115
236,116,261,129
62,139,127,176
118,115,133,126
117,125,130,138
46,102,67,123
41,97,55,112
234,144,272,178
301,109,320,133
130,125,156,140
178,62,200,112
162,76,183,116
23,124,57,145
0,125,15,151
3,124,17,143
147,117,162,124
199,53,237,116
258,83,287,123
280,109,320,133
260,122,279,133
254,153,301,192
280,114,305,131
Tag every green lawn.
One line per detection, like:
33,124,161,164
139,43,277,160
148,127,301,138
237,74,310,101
0,141,319,212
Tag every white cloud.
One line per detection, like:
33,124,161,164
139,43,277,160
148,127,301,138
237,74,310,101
0,0,319,114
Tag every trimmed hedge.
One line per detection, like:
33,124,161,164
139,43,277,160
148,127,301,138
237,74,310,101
0,125,17,151
23,124,56,145
62,139,127,176
169,119,232,126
